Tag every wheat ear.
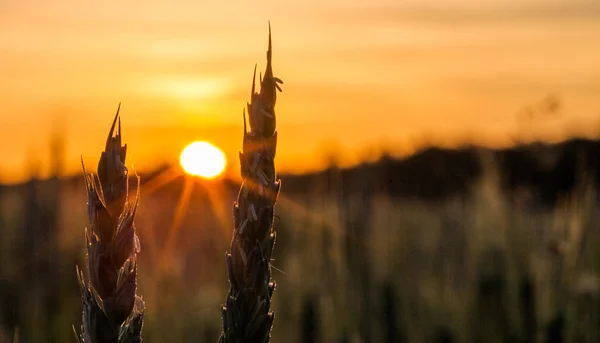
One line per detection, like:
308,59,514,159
75,104,145,343
219,23,283,343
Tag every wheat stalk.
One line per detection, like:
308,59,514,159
219,23,283,343
75,105,145,343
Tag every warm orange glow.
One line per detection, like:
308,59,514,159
180,141,227,178
1,1,600,183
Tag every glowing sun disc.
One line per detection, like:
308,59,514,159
180,141,227,178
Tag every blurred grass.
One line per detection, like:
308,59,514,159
2,147,600,343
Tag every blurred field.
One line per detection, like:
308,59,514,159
2,138,600,342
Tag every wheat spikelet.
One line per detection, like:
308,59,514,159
75,105,145,343
219,23,283,343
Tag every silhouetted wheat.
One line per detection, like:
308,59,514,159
75,105,145,343
219,23,283,343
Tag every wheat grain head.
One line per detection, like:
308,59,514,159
219,23,283,343
75,105,144,343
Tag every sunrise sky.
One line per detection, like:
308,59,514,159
1,0,600,183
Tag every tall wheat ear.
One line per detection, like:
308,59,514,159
74,104,145,343
218,22,283,343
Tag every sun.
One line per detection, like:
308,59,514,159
180,141,227,179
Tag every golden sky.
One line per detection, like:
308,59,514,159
1,0,600,183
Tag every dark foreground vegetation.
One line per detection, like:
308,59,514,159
2,137,600,342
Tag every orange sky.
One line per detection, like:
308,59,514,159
1,0,600,183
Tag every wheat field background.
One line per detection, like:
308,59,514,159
2,0,600,341
2,139,600,342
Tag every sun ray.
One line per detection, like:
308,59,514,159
126,165,184,272
229,176,344,235
141,165,183,196
204,178,233,242
159,174,195,271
